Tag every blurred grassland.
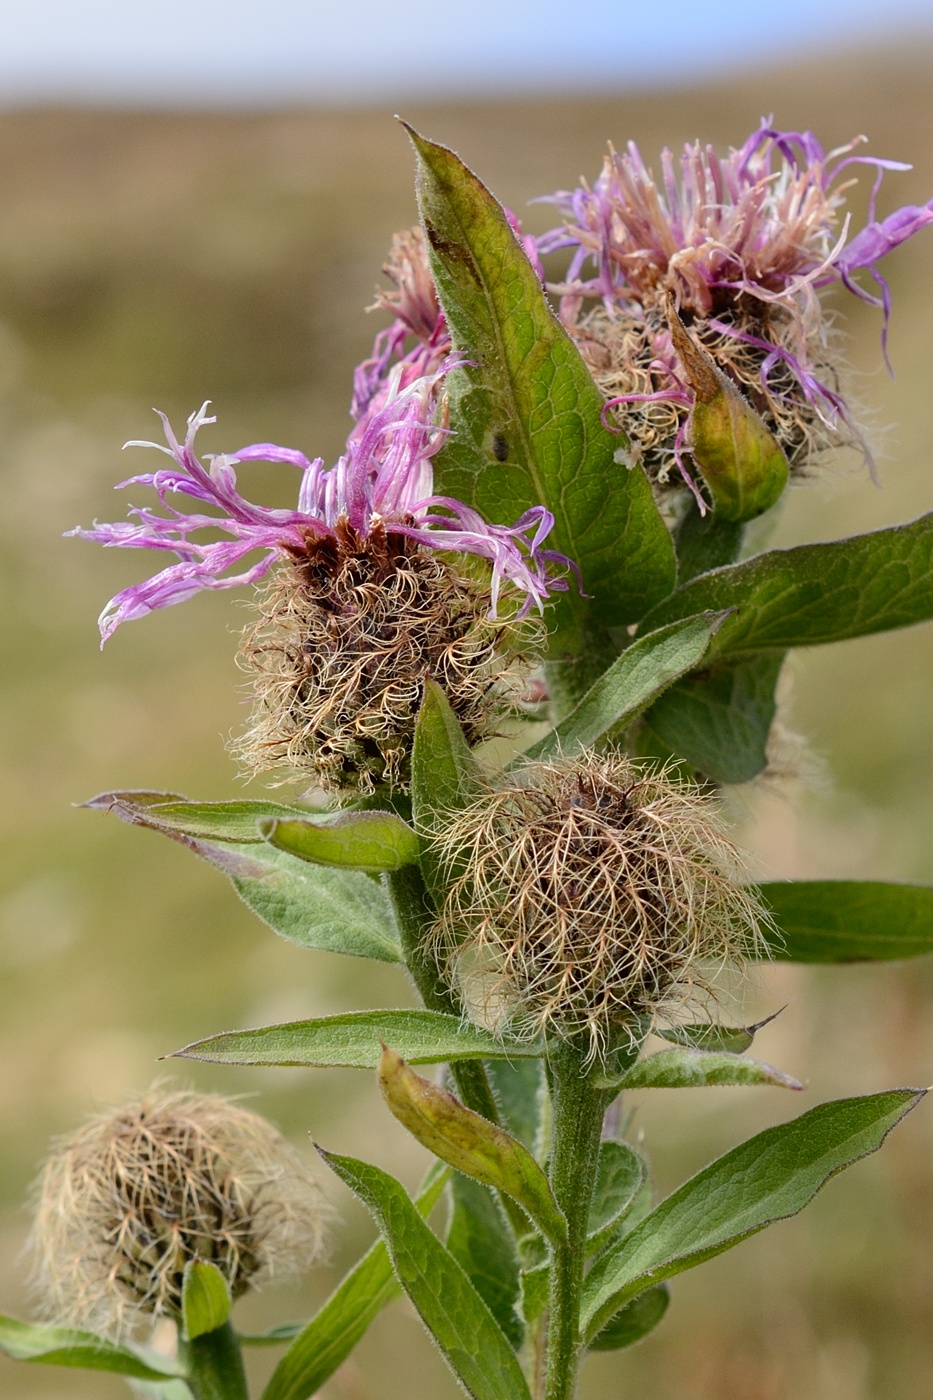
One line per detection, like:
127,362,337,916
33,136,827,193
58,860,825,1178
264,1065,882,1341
1,44,933,1400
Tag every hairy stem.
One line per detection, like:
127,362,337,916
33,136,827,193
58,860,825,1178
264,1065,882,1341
178,1321,249,1400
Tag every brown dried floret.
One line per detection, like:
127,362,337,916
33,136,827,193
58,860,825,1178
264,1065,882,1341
233,518,542,798
430,750,769,1059
30,1087,331,1340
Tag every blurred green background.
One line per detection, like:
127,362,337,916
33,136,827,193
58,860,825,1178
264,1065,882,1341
1,47,932,1400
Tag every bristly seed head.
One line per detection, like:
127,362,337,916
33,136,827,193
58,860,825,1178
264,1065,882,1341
429,751,770,1059
29,1087,332,1341
233,519,543,796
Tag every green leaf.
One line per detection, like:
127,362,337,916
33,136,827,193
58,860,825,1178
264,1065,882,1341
521,613,730,766
260,811,420,873
238,1325,303,1347
614,1047,803,1091
321,1151,532,1400
446,1176,523,1348
87,790,401,962
644,652,786,784
760,881,933,962
262,1165,448,1400
172,1009,541,1069
581,1089,925,1340
405,126,675,644
0,1315,185,1380
84,791,324,842
587,1141,647,1255
411,679,483,899
589,1286,670,1352
488,1058,544,1152
655,1009,783,1055
378,1047,566,1245
181,1262,231,1341
639,513,933,658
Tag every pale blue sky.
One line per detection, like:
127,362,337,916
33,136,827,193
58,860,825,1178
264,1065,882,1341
0,0,930,104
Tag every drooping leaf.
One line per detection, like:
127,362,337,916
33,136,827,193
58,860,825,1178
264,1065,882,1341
614,1047,803,1091
640,513,933,657
589,1286,670,1352
411,679,484,899
378,1047,566,1244
581,1089,925,1340
261,1165,448,1400
644,652,786,784
87,790,401,961
181,1262,231,1341
0,1315,185,1380
173,1009,541,1069
83,791,325,843
759,881,933,962
405,126,675,646
446,1175,523,1348
321,1151,531,1400
587,1141,647,1255
259,811,420,873
520,613,729,766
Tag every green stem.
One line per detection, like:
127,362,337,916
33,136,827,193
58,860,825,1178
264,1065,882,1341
543,1039,609,1400
385,866,529,1237
178,1321,249,1400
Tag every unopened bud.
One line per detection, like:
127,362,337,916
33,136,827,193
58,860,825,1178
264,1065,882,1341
377,1046,566,1244
668,304,789,521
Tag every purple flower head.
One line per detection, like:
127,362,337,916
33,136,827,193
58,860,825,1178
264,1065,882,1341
537,122,933,492
71,366,574,645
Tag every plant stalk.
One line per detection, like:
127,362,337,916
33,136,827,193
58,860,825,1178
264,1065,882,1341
178,1321,249,1400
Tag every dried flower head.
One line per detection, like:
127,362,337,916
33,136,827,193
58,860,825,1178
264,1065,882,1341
538,123,933,499
71,369,573,795
30,1087,331,1341
431,751,769,1058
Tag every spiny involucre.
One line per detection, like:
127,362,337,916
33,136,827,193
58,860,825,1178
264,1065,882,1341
29,1087,332,1340
430,750,771,1059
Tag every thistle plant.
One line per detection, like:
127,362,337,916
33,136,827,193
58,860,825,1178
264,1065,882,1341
4,120,933,1400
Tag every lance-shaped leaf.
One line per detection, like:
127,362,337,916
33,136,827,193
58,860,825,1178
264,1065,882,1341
644,652,786,784
0,1315,186,1380
261,1165,448,1400
759,881,933,962
639,512,933,657
668,306,788,523
520,612,730,766
173,1008,541,1069
589,1286,670,1352
581,1089,925,1340
446,1175,523,1347
655,1008,784,1055
612,1047,803,1092
412,679,483,899
84,791,325,843
378,1046,566,1244
181,1262,231,1341
320,1151,532,1400
405,125,675,643
259,811,420,873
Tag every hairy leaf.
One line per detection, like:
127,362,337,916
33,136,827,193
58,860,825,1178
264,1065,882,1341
589,1286,670,1352
581,1089,924,1339
173,1009,540,1069
181,1262,231,1341
83,791,325,843
446,1176,523,1347
0,1315,185,1380
615,1047,803,1091
640,513,933,657
321,1151,531,1400
521,613,729,765
587,1141,647,1255
261,1165,448,1400
412,679,483,899
406,127,675,644
260,811,420,873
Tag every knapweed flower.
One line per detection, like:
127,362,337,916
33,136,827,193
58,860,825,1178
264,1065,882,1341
30,1087,331,1341
538,123,933,499
72,368,572,795
430,751,769,1059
